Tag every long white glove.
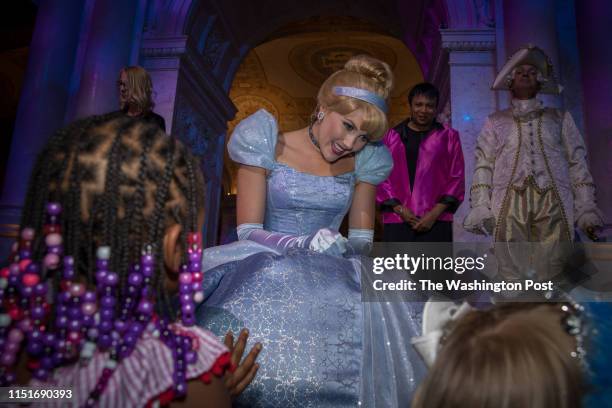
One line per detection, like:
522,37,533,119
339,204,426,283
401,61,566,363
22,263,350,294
237,223,347,256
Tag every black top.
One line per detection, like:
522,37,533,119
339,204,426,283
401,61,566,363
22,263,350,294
139,111,166,133
395,119,432,189
119,109,166,133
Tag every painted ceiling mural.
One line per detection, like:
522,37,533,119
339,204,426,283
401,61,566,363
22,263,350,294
223,31,423,193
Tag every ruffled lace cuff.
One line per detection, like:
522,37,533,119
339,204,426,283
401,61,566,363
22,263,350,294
576,211,604,231
463,206,495,235
574,184,605,230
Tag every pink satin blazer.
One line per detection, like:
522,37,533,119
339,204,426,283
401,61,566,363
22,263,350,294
376,124,465,223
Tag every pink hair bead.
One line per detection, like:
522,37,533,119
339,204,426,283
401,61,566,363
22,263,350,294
22,273,40,287
43,253,60,269
8,328,24,343
45,233,63,247
69,283,86,297
81,302,97,316
21,228,35,240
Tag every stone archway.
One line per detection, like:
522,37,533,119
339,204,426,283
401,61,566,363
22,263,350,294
139,0,490,244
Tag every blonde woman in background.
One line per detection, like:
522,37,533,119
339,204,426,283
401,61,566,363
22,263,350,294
117,65,166,132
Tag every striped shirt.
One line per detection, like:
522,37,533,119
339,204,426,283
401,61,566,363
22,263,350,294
29,325,229,407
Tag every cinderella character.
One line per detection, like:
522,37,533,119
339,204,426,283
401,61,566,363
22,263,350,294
195,55,425,407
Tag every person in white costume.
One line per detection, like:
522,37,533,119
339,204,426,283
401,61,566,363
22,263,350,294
464,45,603,244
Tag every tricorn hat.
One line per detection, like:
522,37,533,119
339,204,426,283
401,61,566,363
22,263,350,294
492,44,562,94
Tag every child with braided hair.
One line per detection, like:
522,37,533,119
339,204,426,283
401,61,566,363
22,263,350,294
0,113,260,407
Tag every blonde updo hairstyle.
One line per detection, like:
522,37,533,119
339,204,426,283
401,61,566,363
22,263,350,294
317,55,393,141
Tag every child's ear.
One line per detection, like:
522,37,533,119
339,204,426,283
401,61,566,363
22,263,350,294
163,223,183,275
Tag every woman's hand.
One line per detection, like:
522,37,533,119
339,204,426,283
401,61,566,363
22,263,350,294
308,228,348,255
412,204,447,232
412,211,437,232
393,205,419,226
223,329,262,397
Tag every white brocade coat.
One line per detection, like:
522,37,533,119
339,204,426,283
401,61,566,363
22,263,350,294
464,98,603,237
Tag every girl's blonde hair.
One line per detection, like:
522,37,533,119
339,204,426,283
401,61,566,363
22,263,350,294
317,55,393,141
120,66,154,112
412,303,585,408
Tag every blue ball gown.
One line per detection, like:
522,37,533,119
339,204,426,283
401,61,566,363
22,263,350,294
195,110,425,407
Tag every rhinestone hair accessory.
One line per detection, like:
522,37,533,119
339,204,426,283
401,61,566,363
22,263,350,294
561,300,588,370
333,86,388,114
412,295,592,372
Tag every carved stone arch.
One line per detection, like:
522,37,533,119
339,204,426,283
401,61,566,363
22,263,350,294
444,0,494,29
144,0,193,36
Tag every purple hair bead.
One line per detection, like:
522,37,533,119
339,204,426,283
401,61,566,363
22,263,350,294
103,272,118,287
19,248,32,258
137,300,153,315
96,259,109,270
95,270,107,284
20,286,33,298
114,320,127,333
68,320,82,331
56,316,69,329
82,314,94,327
98,320,113,333
100,308,114,321
27,341,43,356
128,272,143,287
33,367,49,380
141,253,155,266
63,256,74,267
83,291,96,303
67,307,83,320
100,295,116,309
33,283,47,296
43,333,55,347
46,202,62,215
142,265,154,277
31,306,46,320
98,334,112,349
26,263,40,274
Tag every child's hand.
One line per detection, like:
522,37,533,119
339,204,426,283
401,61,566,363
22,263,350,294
223,329,262,397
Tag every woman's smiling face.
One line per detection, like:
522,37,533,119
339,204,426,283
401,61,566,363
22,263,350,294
315,109,370,162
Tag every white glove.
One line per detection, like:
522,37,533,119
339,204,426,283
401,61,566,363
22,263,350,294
308,228,348,256
463,207,496,236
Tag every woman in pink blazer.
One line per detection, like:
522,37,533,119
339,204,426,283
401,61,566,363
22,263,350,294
377,83,465,242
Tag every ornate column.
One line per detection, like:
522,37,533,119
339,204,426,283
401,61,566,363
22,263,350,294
440,28,497,242
0,0,85,252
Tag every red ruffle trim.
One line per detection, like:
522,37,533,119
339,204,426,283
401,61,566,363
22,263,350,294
146,351,233,407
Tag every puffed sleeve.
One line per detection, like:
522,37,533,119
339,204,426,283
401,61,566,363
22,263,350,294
227,109,278,170
355,143,393,185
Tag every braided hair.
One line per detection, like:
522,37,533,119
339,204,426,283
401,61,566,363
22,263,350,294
19,113,205,315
